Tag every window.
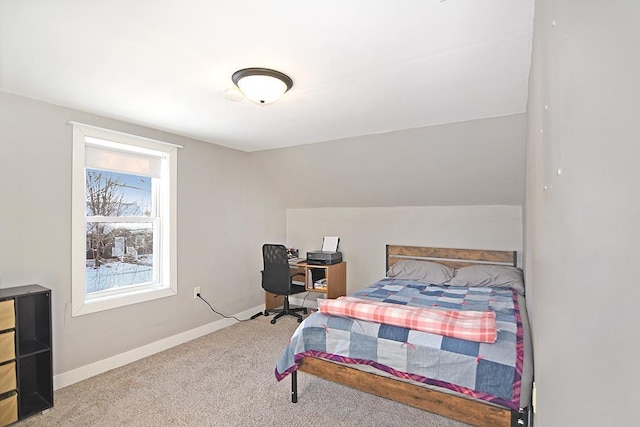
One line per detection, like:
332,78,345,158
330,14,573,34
71,123,179,316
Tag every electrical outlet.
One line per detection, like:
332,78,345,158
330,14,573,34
193,287,200,299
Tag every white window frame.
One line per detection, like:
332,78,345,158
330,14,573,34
71,122,179,316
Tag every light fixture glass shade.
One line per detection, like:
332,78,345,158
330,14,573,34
232,68,293,104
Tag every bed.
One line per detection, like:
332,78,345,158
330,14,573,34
275,245,533,427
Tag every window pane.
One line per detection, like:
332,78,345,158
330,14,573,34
86,169,152,217
85,222,155,293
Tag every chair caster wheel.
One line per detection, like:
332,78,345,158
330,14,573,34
303,309,308,314
297,318,303,323
264,310,269,316
271,319,277,324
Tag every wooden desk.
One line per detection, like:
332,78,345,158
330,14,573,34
265,262,347,310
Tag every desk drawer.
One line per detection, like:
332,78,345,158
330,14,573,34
0,300,14,331
0,332,15,364
0,361,16,395
0,392,18,427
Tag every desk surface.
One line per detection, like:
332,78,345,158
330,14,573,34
289,260,345,268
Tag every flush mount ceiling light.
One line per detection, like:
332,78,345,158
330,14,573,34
231,68,293,105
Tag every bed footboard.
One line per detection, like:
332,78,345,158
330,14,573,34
290,357,528,427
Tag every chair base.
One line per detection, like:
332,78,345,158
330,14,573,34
260,296,308,323
267,306,307,323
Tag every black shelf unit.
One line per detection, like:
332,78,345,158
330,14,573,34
0,285,53,423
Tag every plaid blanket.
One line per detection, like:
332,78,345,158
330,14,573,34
276,278,524,410
319,296,497,343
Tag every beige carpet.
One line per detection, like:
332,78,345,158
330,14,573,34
16,314,469,426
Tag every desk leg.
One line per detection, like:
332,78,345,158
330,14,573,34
254,292,285,319
265,291,285,310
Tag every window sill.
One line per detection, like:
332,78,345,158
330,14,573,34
72,286,176,317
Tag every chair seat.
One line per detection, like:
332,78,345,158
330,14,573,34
265,283,306,296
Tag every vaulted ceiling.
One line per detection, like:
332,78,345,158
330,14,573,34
0,0,534,152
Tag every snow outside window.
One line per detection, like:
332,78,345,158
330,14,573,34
71,123,179,316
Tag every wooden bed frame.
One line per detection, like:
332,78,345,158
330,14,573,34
290,245,528,427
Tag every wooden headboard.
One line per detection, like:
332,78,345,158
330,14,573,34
386,245,517,271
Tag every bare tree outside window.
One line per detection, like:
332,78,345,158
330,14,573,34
85,169,154,293
86,171,125,268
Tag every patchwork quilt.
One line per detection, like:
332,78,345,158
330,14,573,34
275,278,525,410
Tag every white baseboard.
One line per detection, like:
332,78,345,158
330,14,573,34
53,304,264,390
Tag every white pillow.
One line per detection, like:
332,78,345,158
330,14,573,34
387,260,454,284
447,265,525,295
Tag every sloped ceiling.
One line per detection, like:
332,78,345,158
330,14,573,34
0,0,534,152
251,114,526,208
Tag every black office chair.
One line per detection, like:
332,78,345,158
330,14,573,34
260,244,308,324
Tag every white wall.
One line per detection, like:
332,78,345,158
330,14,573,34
0,92,286,376
287,206,522,295
524,1,640,425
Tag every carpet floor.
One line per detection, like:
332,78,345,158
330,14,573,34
15,313,469,426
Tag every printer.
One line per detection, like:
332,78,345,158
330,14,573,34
306,251,342,265
306,236,342,265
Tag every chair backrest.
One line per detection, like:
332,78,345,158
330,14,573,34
261,244,292,294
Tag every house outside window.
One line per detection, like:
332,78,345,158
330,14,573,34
71,123,179,316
